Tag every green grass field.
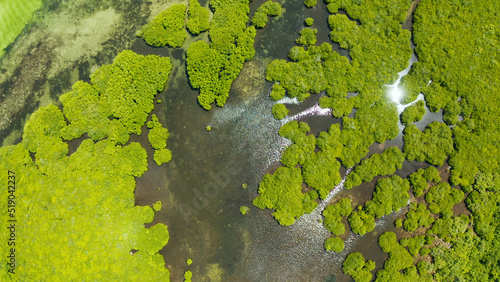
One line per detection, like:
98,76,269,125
0,0,44,58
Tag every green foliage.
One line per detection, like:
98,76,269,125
325,237,344,252
400,100,426,125
305,17,314,26
348,209,375,236
323,198,352,235
364,175,410,218
266,44,329,101
402,0,500,190
408,166,440,197
419,248,430,256
474,172,500,192
59,51,172,143
425,182,464,218
253,167,316,226
186,0,257,110
0,51,172,280
377,232,414,277
430,229,499,281
302,147,342,199
242,183,248,189
338,101,399,168
395,218,402,228
400,235,426,257
187,0,210,35
270,84,286,101
304,0,317,8
345,147,404,189
153,201,163,212
296,28,317,46
279,121,316,168
378,231,398,253
240,205,250,215
147,114,172,166
0,0,43,58
184,270,193,282
403,122,453,166
251,1,282,28
427,214,469,239
403,203,434,232
206,125,212,131
466,189,500,241
147,114,170,150
342,252,375,282
272,104,289,120
154,148,173,166
416,260,431,275
187,258,193,265
141,4,187,48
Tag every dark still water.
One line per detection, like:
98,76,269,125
129,1,433,282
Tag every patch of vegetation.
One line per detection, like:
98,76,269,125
147,114,172,165
323,198,352,235
325,237,344,253
141,4,187,48
251,1,282,28
400,100,426,125
240,206,250,215
0,0,44,58
272,103,289,120
187,0,210,35
408,166,441,197
0,50,172,280
342,252,375,282
403,203,434,232
344,147,405,190
305,17,314,26
403,122,453,166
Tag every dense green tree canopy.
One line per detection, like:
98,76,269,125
403,203,434,232
186,0,276,110
272,103,289,120
187,0,210,35
425,182,464,218
342,252,375,282
0,50,172,280
252,167,317,226
141,4,187,48
251,1,282,29
59,51,171,143
400,100,426,125
408,166,440,197
403,122,453,166
365,175,410,218
323,198,352,236
325,237,344,253
345,147,405,190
